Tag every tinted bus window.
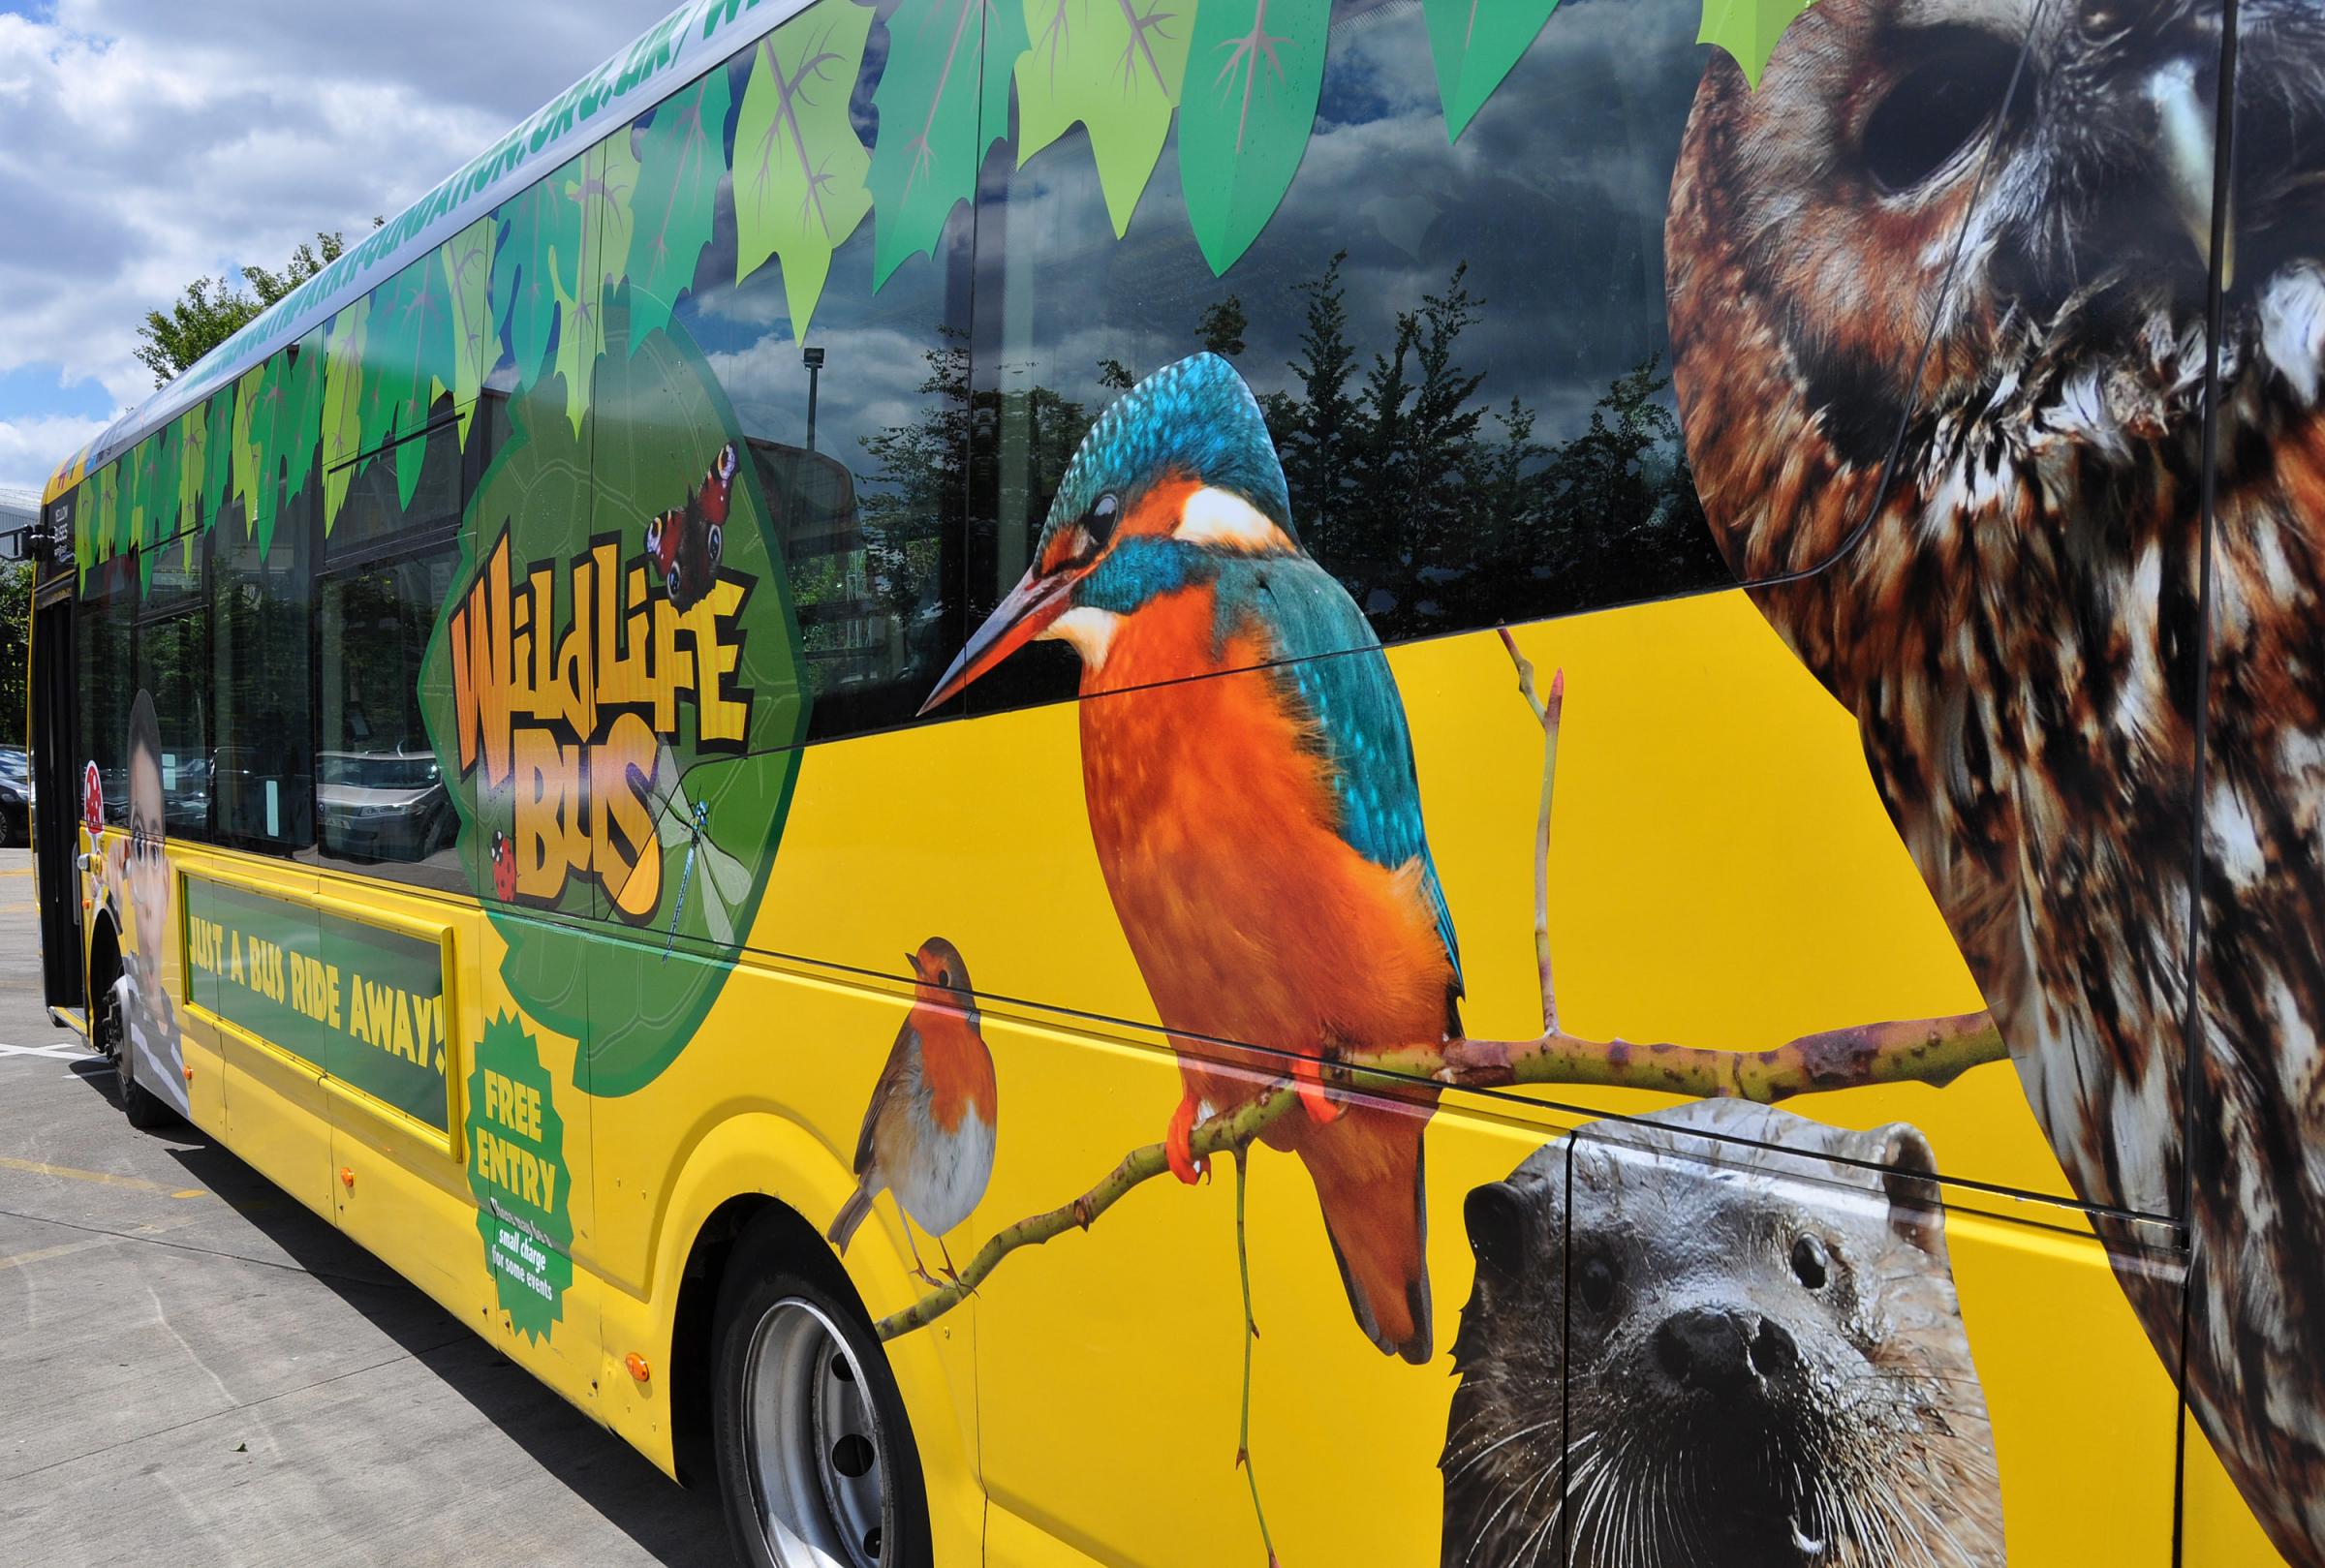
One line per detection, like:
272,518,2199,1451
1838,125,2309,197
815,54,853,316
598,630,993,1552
211,488,314,850
137,533,211,841
76,544,135,827
316,421,465,888
318,548,461,884
666,22,972,744
966,0,1731,712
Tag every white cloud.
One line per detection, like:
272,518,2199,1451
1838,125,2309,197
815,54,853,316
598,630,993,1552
0,0,662,490
0,410,112,496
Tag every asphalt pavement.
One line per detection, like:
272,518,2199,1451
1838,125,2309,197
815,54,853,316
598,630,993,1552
0,847,734,1566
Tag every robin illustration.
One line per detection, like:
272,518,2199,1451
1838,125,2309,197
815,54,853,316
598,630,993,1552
827,938,998,1285
919,354,1460,1363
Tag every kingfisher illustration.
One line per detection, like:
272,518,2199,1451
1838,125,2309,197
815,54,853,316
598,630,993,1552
828,938,999,1286
920,354,1460,1363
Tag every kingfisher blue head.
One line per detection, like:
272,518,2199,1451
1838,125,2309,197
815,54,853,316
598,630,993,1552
920,354,1302,712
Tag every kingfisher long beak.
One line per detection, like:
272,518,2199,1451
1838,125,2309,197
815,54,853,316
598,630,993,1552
2148,59,2233,288
918,564,1076,715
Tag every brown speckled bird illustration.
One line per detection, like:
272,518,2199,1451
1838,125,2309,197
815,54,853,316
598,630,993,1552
1665,0,2325,1558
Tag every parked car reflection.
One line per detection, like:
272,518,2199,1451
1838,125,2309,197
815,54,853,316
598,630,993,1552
0,746,32,846
318,749,453,863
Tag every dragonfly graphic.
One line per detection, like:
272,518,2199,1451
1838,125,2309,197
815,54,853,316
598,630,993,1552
643,744,756,952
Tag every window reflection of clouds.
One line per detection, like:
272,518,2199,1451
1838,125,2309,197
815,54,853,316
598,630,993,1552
994,0,1706,436
977,0,1728,667
674,21,967,747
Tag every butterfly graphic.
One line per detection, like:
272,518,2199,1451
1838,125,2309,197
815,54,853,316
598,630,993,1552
643,442,737,612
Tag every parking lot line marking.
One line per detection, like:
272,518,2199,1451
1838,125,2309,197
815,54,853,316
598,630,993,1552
0,868,33,876
0,1153,208,1199
0,1042,94,1061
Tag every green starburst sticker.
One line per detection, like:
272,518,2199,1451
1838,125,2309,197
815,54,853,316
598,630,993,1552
468,1012,574,1342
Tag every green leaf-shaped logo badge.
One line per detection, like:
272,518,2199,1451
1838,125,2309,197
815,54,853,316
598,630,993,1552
467,1012,574,1342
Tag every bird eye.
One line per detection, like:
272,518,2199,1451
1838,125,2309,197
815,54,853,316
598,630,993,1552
1086,491,1121,549
1790,1234,1831,1290
1861,29,2018,195
1574,1251,1619,1313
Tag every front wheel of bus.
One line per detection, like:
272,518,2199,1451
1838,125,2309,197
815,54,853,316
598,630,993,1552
712,1226,932,1568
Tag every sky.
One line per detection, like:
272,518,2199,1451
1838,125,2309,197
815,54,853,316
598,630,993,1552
0,0,666,495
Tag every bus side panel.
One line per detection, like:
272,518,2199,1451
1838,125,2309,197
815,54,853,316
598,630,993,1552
585,935,984,1565
173,863,226,1135
192,861,336,1222
961,1021,1582,1568
324,884,605,1416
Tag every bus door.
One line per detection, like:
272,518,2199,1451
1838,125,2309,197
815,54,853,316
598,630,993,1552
30,588,81,1009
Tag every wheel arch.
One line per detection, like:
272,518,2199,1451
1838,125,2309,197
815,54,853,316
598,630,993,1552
616,1109,983,1563
84,904,120,1021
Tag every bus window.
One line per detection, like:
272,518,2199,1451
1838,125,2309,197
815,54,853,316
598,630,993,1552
963,0,1735,717
316,421,465,888
669,24,972,745
210,477,314,851
76,542,135,828
135,534,210,842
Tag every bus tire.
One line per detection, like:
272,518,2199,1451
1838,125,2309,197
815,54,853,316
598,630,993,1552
710,1219,932,1568
105,975,170,1131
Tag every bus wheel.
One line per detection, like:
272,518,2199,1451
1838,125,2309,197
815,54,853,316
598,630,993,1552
104,975,170,1131
711,1223,932,1568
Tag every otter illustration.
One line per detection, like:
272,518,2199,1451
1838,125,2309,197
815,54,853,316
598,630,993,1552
1442,1099,2004,1567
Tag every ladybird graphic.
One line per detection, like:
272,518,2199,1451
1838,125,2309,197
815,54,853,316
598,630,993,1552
81,760,102,835
642,442,737,612
489,827,517,902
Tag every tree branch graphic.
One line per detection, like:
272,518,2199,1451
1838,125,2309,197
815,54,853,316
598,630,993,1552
877,633,2007,1341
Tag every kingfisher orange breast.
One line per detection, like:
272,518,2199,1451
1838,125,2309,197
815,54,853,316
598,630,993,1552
1078,586,1456,1076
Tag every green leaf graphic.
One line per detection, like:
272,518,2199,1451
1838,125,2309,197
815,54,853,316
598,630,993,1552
420,303,810,1096
444,217,497,447
320,298,369,533
735,0,876,341
202,387,233,528
624,69,731,349
175,405,206,536
868,0,1028,289
491,156,584,398
267,328,325,548
230,358,279,547
1422,0,1557,142
1017,0,1195,236
1178,0,1328,275
359,252,457,507
549,251,599,440
1696,0,1816,88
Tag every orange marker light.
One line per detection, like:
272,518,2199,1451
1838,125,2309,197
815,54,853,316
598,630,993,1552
339,1167,356,1190
182,1065,194,1081
624,1353,652,1383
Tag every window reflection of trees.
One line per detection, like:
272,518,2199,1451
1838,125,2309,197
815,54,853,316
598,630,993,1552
860,254,1726,659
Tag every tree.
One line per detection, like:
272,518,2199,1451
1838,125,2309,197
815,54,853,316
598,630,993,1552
0,559,28,747
1196,294,1247,358
134,229,364,387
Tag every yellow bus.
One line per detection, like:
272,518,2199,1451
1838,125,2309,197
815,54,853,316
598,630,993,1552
28,0,2321,1562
